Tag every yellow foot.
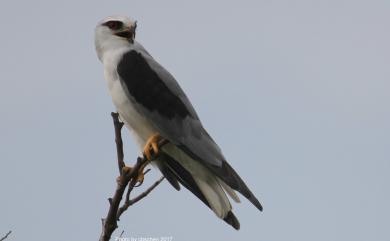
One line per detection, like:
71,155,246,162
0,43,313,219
116,166,133,184
143,133,162,160
117,165,145,186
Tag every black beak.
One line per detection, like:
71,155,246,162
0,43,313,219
115,21,137,43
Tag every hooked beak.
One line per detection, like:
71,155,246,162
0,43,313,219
115,21,137,43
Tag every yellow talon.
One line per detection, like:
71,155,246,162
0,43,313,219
118,165,145,186
122,166,132,173
143,133,162,160
117,166,133,184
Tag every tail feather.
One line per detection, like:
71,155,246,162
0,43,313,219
156,150,240,230
176,144,263,211
224,211,240,230
155,154,180,191
219,178,241,203
210,160,263,211
156,152,210,207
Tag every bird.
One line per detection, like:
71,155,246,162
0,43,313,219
95,15,262,230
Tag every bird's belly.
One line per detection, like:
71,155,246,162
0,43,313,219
108,79,156,147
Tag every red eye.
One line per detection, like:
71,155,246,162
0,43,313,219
104,20,123,30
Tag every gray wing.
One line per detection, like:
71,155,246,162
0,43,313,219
117,43,262,211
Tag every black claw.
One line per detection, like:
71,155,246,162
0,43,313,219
134,180,143,187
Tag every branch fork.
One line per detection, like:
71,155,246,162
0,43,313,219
99,112,166,241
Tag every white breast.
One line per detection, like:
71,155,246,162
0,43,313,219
103,47,156,148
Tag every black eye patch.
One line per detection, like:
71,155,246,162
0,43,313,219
103,20,123,30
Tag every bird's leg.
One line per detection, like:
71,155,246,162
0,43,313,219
119,133,163,186
117,165,146,186
134,133,162,184
134,164,147,185
116,166,133,184
143,133,162,161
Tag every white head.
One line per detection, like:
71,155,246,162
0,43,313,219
95,15,137,61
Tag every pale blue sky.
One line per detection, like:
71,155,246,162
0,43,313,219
0,1,389,241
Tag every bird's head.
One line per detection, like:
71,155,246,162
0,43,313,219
95,16,137,61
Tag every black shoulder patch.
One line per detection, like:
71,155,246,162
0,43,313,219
117,50,192,119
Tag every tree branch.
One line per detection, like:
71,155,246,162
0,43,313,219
111,112,125,174
99,113,166,241
117,175,165,219
0,231,11,241
129,176,165,206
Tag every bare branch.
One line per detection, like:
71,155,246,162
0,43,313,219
129,176,165,206
111,112,125,174
99,113,166,241
117,175,165,219
0,231,11,241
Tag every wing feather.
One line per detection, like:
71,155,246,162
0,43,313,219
117,43,262,211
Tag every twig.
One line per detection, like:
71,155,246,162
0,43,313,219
117,176,165,219
0,231,11,241
99,113,166,241
111,112,125,174
129,176,165,206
